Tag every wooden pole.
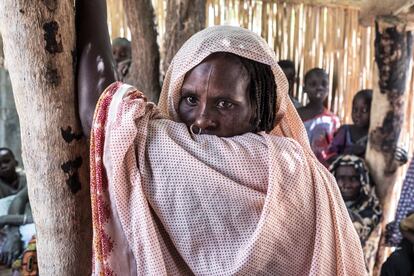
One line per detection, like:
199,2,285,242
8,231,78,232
0,1,91,274
366,16,413,202
162,0,206,76
365,16,413,275
122,0,161,103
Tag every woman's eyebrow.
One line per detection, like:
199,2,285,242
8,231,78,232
181,87,199,95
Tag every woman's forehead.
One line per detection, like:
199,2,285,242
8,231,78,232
336,165,357,175
183,54,249,87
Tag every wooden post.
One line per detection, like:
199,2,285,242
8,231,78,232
365,16,413,276
0,1,91,275
162,0,206,75
366,16,413,202
122,0,161,103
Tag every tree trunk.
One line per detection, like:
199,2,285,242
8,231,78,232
162,0,206,75
366,16,413,276
123,0,161,103
0,1,91,275
366,16,413,202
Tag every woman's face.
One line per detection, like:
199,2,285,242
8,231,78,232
335,165,361,202
178,54,257,137
352,96,370,128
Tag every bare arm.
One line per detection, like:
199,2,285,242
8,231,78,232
76,0,117,136
0,187,29,266
7,186,28,215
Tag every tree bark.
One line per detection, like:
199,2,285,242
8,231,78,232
123,0,161,103
0,1,91,275
162,0,206,75
366,16,413,202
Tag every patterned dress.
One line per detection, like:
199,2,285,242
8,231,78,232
386,155,414,246
303,109,340,166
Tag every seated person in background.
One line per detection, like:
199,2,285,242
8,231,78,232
381,213,414,276
329,154,382,269
329,89,372,160
0,186,34,267
297,68,340,166
277,60,302,108
0,148,33,268
111,37,131,81
0,148,26,198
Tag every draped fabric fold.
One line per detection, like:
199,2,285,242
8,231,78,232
91,26,366,275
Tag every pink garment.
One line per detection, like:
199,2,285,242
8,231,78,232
91,26,366,276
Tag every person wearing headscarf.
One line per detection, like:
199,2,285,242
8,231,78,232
329,154,382,271
77,1,366,275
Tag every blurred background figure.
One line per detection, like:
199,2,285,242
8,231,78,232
278,60,302,108
112,37,131,81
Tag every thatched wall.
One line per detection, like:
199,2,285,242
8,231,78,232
106,0,414,153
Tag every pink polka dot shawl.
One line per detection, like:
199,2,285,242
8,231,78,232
90,26,366,275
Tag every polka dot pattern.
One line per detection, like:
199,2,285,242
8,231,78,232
91,26,367,276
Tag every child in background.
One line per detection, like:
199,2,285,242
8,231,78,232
278,60,302,108
111,37,131,81
329,89,372,159
298,68,340,166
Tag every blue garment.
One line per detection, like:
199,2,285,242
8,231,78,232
386,156,414,246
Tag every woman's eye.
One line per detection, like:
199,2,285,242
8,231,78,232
185,96,197,105
217,101,233,109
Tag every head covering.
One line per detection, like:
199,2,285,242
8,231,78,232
158,25,311,153
90,26,366,275
329,154,382,244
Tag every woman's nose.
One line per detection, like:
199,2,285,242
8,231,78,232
193,114,217,131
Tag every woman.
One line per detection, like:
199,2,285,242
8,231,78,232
329,155,382,270
77,1,366,275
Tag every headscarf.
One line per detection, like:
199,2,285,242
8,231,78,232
329,154,382,245
158,26,310,151
90,26,366,275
